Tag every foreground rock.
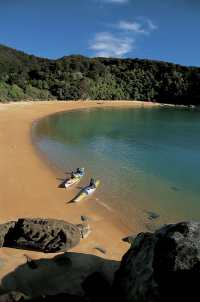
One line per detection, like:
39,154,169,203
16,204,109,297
0,218,90,253
114,221,200,302
0,292,86,302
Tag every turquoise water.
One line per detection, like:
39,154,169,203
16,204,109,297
33,107,200,228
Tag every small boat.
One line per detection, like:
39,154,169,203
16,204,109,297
64,168,85,188
72,180,100,202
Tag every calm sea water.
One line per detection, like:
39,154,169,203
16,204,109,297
33,107,200,228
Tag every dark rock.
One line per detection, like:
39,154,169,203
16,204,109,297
122,235,136,245
80,216,90,222
1,218,80,253
114,221,200,302
171,186,180,192
0,291,28,302
82,272,111,302
0,293,14,302
0,292,86,302
145,211,160,220
0,222,15,247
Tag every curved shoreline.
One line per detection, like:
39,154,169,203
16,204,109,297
0,100,160,280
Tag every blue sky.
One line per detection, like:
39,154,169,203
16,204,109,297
0,0,199,66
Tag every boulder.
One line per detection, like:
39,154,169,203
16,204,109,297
114,221,200,302
1,218,80,253
0,222,15,247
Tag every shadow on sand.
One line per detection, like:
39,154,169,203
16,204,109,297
0,252,119,300
57,171,73,188
57,178,67,188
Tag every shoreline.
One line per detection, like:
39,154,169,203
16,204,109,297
0,100,162,281
1,99,198,110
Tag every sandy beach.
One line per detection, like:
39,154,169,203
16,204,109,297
0,100,160,292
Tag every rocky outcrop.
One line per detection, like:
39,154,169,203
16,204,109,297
114,221,200,302
0,218,81,253
1,221,200,302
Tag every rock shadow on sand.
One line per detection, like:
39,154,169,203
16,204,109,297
0,252,119,299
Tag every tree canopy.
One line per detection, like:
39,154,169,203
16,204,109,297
0,44,200,105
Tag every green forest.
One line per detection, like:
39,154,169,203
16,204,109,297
0,44,200,105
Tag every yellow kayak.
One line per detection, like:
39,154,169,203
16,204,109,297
73,180,100,203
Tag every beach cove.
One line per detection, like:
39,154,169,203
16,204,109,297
0,100,161,283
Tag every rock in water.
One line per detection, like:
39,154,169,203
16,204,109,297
114,221,200,302
1,218,81,253
146,211,160,220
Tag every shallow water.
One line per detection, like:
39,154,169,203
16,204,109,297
33,106,200,228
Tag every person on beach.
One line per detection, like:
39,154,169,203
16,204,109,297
76,168,82,174
89,178,96,188
71,171,76,179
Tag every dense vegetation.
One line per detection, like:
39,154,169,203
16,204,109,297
0,44,200,105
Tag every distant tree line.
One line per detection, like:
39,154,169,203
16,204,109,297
0,44,200,105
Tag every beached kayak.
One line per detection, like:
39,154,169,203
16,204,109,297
72,180,100,202
64,169,85,188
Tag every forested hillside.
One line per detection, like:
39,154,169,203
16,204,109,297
0,44,200,105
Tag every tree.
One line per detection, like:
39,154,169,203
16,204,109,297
8,84,25,101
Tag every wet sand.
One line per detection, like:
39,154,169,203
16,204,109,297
0,100,159,288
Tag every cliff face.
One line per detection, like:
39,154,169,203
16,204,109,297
0,44,200,104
